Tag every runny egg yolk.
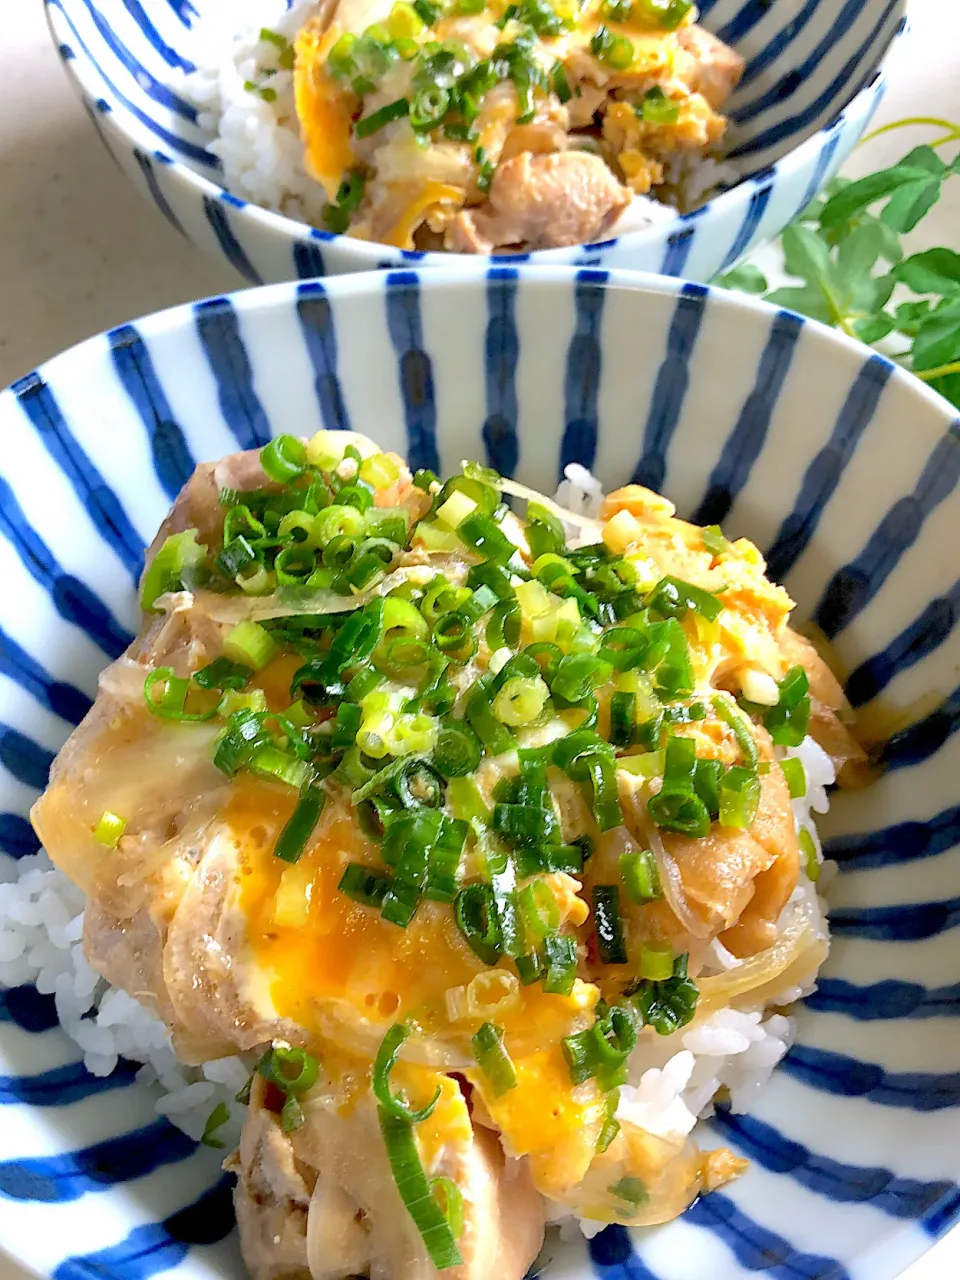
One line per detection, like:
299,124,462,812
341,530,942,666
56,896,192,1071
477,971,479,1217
231,779,595,1044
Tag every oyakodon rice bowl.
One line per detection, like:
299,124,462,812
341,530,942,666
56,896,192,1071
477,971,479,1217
175,0,744,253
13,427,868,1280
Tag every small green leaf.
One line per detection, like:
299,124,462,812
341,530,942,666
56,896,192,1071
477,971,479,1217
897,144,947,176
853,313,896,344
873,215,905,265
894,248,960,296
820,164,937,229
895,299,933,333
880,176,942,234
912,311,960,372
765,285,834,325
836,222,885,288
849,273,895,316
782,224,833,283
715,263,768,294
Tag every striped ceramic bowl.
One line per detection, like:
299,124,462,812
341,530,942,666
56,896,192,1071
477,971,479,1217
1,267,959,1280
45,0,906,283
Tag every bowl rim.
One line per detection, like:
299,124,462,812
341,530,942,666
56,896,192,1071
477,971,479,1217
1,262,959,1280
43,0,908,267
4,261,955,432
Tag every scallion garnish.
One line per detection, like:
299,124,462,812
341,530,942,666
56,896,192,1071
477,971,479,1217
374,1023,442,1122
592,885,627,965
471,1021,518,1096
378,1107,463,1269
764,665,811,747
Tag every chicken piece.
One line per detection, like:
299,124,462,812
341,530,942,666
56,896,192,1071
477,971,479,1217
779,628,868,784
445,152,631,252
228,1076,318,1280
233,1074,546,1280
675,25,746,111
605,726,800,963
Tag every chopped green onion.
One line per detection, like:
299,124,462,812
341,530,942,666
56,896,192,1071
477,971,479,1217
143,667,220,722
274,783,325,863
661,733,697,790
338,863,392,908
599,626,650,672
702,524,729,557
378,1107,463,1270
647,788,711,837
356,97,410,138
619,847,661,904
432,612,478,661
281,1095,304,1132
717,764,761,829
466,561,515,601
485,599,521,649
394,759,444,809
471,1022,518,1097
200,1100,230,1148
551,654,613,703
466,676,515,755
596,1089,620,1153
140,528,207,611
550,59,572,103
525,501,566,559
781,756,807,799
457,512,517,564
541,931,577,995
693,757,724,819
257,1043,320,1095
93,810,126,848
648,576,723,622
609,1176,648,1208
712,694,760,770
250,745,314,790
224,620,278,671
799,827,820,882
638,944,674,982
493,674,549,726
194,657,253,691
374,1023,442,1122
635,0,692,28
628,953,699,1035
593,885,627,965
455,883,504,965
430,1176,464,1242
261,434,307,483
217,534,257,579
433,720,482,778
517,880,561,942
764,665,811,747
639,85,679,125
590,25,634,69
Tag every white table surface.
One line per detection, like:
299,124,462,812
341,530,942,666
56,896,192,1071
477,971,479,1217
0,1,957,1276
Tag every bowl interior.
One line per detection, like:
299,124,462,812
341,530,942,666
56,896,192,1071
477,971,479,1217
46,0,906,241
0,268,958,1280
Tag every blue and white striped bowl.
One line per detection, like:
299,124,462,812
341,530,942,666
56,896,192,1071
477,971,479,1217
45,0,906,283
1,267,959,1280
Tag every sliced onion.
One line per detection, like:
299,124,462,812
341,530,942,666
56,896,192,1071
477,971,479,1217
499,477,604,535
619,775,711,939
696,898,828,1014
166,562,466,625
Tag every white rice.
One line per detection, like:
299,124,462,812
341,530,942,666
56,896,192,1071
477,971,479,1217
0,854,246,1146
174,3,734,240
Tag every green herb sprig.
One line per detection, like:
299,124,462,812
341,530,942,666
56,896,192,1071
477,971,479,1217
717,119,960,412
